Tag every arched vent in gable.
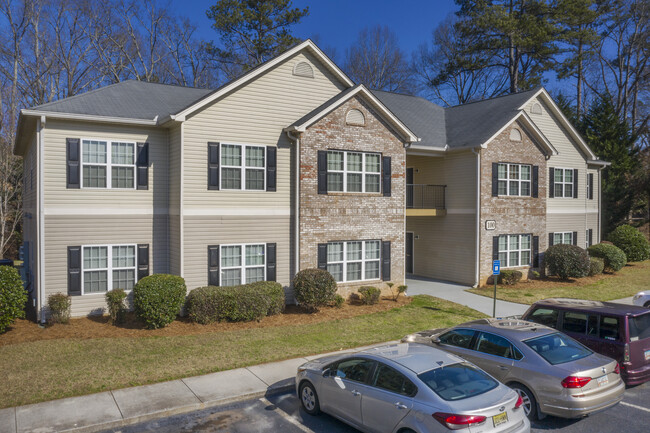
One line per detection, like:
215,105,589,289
510,128,522,141
531,102,543,115
346,109,365,126
293,61,314,78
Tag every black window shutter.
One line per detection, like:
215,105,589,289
317,243,328,270
66,138,80,189
208,142,220,190
533,236,540,267
382,156,392,197
532,165,539,198
137,244,150,280
549,233,554,247
588,229,593,246
549,167,555,198
68,246,81,296
492,163,499,197
266,243,276,281
588,173,594,200
317,150,327,195
573,169,579,198
266,146,277,192
572,231,578,246
492,236,499,260
136,142,149,190
208,245,220,286
381,241,391,280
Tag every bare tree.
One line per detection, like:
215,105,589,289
344,25,416,94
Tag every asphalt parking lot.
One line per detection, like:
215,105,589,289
105,381,650,433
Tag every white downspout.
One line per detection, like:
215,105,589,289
37,116,46,323
471,147,481,288
598,168,602,242
287,131,301,280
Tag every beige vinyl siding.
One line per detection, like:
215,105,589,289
587,212,600,245
586,167,599,213
183,215,291,291
182,51,346,210
168,124,181,213
547,213,587,248
42,119,168,211
43,215,168,317
169,214,181,275
406,215,476,285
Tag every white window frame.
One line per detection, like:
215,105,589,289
553,167,574,198
80,244,137,295
327,150,381,193
219,243,266,286
219,142,266,191
553,231,573,245
326,240,381,283
498,234,532,268
585,230,590,248
80,138,137,190
497,163,531,197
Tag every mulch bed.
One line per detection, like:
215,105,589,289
0,296,411,346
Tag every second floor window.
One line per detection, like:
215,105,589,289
221,144,265,190
327,150,381,193
82,139,135,189
554,168,573,198
497,163,531,196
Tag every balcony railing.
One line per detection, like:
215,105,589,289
406,184,446,209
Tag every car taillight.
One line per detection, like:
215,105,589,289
624,344,630,362
614,363,620,375
514,395,524,409
433,412,486,430
561,376,592,388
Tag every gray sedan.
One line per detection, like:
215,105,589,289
295,343,530,433
402,319,625,420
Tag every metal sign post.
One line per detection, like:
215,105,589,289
492,260,500,318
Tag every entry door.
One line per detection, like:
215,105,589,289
406,168,414,208
406,232,414,274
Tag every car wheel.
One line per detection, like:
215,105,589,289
644,301,650,308
510,383,537,420
299,381,321,415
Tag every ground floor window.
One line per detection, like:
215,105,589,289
220,244,265,286
326,240,380,282
497,234,531,268
82,245,136,294
553,232,573,245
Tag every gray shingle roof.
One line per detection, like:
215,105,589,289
30,80,213,120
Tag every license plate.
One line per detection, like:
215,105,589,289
597,375,609,387
645,349,650,361
492,412,508,427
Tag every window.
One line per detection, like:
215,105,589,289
81,139,135,189
497,163,531,196
418,363,498,401
220,244,265,286
524,333,592,365
82,245,136,294
476,332,515,358
554,168,573,198
326,150,381,193
498,234,531,267
371,363,417,396
439,329,475,349
600,316,620,341
553,232,573,245
333,358,375,383
528,308,559,328
326,240,380,282
221,144,265,190
561,312,598,335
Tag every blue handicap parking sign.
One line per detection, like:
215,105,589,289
493,260,501,275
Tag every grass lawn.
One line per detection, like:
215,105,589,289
0,295,484,409
468,260,650,305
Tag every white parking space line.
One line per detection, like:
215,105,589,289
620,401,650,413
259,397,316,433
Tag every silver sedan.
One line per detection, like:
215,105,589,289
632,291,650,308
295,343,530,433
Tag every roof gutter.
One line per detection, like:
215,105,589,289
587,160,611,167
20,109,158,126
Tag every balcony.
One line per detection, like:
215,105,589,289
406,184,446,216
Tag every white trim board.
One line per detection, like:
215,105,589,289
547,208,599,214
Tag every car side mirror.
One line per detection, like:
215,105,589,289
431,336,441,345
322,368,331,377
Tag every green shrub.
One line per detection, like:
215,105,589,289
332,294,345,308
531,270,541,279
186,281,285,324
47,293,71,324
396,285,407,300
133,274,186,329
608,225,650,262
358,286,381,305
544,244,590,280
588,243,627,272
293,268,337,312
498,270,523,285
105,289,127,324
588,257,605,276
0,266,27,333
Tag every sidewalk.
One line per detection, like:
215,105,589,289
0,341,397,433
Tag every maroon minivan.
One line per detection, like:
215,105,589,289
522,298,650,386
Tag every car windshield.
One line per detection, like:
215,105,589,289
524,333,592,365
629,313,650,341
417,362,498,401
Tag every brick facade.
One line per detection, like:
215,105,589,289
479,122,548,286
299,96,406,297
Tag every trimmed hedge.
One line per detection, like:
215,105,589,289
358,286,380,305
608,225,650,262
105,289,127,324
133,274,186,329
47,293,71,324
0,266,27,333
499,270,523,285
588,257,605,276
544,244,590,280
186,281,285,324
293,268,337,312
588,243,627,272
